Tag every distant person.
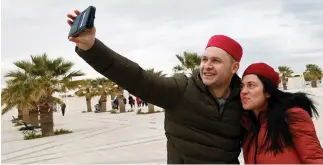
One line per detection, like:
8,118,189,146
140,99,145,107
136,97,141,107
240,63,323,164
128,95,135,108
113,97,119,109
61,103,66,116
123,97,127,105
68,10,244,163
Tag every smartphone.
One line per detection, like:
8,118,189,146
68,6,96,38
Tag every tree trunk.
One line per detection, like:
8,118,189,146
86,97,92,112
311,80,317,88
101,101,107,112
39,102,54,137
22,109,31,124
118,96,125,113
29,109,39,126
283,81,287,90
18,108,23,120
148,103,155,113
100,95,107,112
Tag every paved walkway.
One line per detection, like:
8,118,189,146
1,90,323,164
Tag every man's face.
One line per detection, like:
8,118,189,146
199,47,239,87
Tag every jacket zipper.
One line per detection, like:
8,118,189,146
254,131,259,164
254,113,261,164
211,88,237,117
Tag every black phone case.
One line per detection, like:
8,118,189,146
68,6,96,38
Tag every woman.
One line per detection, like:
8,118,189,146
240,62,323,164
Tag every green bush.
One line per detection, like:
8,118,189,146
110,109,118,114
24,132,42,140
136,109,142,114
54,129,73,135
136,109,164,115
23,129,72,140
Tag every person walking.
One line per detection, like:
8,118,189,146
61,103,66,116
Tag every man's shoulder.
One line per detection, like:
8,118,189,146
172,73,202,88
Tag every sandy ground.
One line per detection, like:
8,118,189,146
1,88,323,164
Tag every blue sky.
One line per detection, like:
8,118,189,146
2,0,323,87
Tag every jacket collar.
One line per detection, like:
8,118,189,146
192,70,242,100
241,109,268,131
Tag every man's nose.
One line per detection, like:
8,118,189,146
204,61,213,69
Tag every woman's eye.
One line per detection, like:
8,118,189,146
248,84,256,88
240,84,244,89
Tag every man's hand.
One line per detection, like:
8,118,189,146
67,10,96,51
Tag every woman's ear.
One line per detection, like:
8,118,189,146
265,92,271,98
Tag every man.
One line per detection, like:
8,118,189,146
67,10,244,164
61,103,66,116
128,95,135,109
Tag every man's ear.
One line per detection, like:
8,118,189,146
232,62,240,74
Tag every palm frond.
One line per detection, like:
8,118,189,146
1,104,16,115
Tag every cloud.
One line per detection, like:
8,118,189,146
2,0,323,88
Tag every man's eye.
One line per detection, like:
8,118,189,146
211,59,221,63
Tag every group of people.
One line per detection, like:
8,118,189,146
110,95,148,110
67,9,323,164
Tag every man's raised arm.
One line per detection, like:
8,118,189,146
76,38,187,109
67,10,187,109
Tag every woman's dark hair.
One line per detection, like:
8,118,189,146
245,75,319,155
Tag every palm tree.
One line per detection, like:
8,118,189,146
278,66,293,90
145,68,167,113
173,51,201,75
1,79,37,125
75,79,99,112
5,53,84,136
303,64,323,88
115,86,126,113
95,78,115,112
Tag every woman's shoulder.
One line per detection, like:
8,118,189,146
286,107,313,123
287,107,306,113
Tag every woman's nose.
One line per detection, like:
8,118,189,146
241,87,248,94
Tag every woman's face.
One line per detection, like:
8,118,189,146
240,74,269,111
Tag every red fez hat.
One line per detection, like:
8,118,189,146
242,63,280,87
206,35,243,62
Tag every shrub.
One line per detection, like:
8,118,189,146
136,109,164,115
24,132,42,140
54,129,73,135
110,109,118,114
136,108,142,114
